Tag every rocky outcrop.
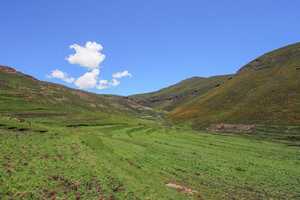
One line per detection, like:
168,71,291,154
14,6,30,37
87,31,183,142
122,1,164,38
207,123,256,133
0,65,17,73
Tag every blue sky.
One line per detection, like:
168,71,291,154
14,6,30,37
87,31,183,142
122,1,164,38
0,0,300,95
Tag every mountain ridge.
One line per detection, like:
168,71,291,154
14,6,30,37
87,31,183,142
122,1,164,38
0,64,156,126
130,74,233,111
170,42,300,128
1,42,300,128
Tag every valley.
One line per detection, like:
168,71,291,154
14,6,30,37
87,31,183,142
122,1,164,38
0,42,300,199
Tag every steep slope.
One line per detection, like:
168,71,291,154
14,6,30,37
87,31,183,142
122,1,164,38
0,65,154,123
130,75,232,111
170,42,300,128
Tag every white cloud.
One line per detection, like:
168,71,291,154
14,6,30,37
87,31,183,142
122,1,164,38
48,69,74,83
96,70,132,90
66,41,105,70
96,69,133,89
111,78,120,86
96,79,119,90
48,41,132,91
112,70,132,79
97,80,109,90
74,69,100,89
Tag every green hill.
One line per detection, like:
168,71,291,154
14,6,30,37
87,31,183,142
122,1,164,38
130,75,231,111
0,65,156,125
3,40,300,128
170,42,300,128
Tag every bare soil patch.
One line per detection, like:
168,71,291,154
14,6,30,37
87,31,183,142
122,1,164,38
207,123,256,133
166,182,197,195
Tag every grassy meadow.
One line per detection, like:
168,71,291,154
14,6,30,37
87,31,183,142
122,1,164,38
0,115,299,200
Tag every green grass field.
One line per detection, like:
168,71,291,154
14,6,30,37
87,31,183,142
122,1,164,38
1,116,299,200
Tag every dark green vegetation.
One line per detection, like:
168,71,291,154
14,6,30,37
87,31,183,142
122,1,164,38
1,42,300,199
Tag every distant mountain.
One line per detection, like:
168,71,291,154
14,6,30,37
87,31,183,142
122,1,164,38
130,75,232,111
170,42,300,128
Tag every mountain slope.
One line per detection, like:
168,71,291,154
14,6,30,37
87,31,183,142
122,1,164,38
1,42,300,128
170,42,300,127
0,65,154,124
130,75,232,111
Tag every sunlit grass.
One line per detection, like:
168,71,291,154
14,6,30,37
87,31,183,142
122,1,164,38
1,116,299,200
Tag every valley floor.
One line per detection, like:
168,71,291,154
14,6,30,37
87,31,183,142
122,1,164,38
0,118,300,200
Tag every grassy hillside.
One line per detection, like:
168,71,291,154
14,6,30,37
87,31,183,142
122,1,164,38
131,75,231,111
0,65,158,124
1,116,299,200
170,42,300,128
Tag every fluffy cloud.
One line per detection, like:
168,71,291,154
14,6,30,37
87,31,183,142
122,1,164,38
48,69,74,83
74,69,100,89
112,70,132,79
66,41,105,70
48,41,132,91
97,80,109,90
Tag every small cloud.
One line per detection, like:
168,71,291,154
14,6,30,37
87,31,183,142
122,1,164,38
66,41,105,70
97,80,109,90
96,70,131,90
112,70,132,79
74,69,100,89
111,78,120,86
48,69,74,83
96,79,119,90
